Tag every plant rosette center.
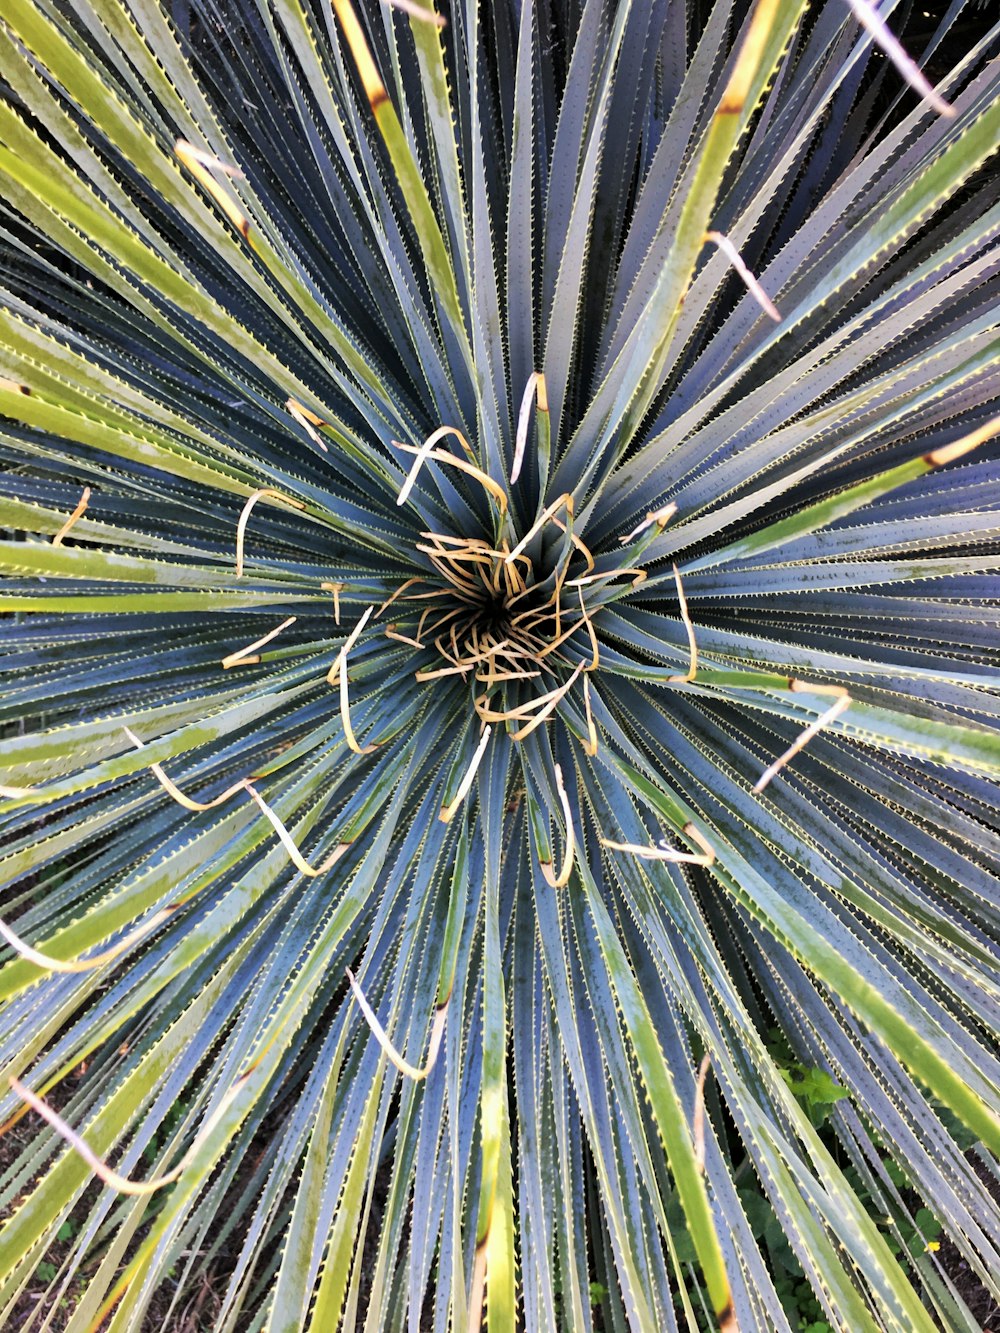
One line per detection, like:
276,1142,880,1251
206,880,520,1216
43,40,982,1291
386,502,607,727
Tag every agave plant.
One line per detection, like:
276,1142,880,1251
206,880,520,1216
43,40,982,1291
1,0,999,1327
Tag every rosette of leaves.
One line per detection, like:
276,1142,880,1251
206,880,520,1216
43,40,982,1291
0,0,999,1329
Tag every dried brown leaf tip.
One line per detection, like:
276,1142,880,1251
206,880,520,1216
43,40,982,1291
221,616,296,669
52,486,91,546
602,821,716,867
175,139,253,239
440,726,492,823
511,371,548,485
332,0,392,112
0,903,178,975
9,1069,251,1196
346,968,447,1079
754,684,851,792
394,428,506,511
538,763,575,888
287,398,329,451
383,0,446,26
234,488,306,576
321,581,346,624
244,783,350,876
694,1053,712,1173
668,564,698,684
326,605,379,754
923,414,1000,467
0,782,36,799
620,502,677,544
703,231,780,321
124,726,248,812
844,0,955,117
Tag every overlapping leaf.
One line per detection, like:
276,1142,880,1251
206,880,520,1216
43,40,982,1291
1,1,998,1330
